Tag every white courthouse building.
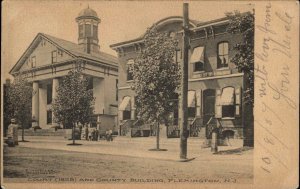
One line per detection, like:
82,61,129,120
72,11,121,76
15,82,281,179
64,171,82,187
9,7,119,130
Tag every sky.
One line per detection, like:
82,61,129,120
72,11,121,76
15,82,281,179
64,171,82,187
1,1,253,81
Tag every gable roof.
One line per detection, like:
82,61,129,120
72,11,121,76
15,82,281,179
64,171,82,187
10,33,118,74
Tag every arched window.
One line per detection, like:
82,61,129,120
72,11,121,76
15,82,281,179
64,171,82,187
85,24,91,37
217,42,229,68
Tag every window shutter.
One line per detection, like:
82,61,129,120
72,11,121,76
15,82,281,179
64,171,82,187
196,89,202,117
235,87,242,117
131,96,136,120
215,89,222,118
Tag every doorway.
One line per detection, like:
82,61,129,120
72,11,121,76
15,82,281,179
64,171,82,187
203,89,216,125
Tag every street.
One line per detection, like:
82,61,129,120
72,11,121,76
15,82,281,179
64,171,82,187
3,136,253,184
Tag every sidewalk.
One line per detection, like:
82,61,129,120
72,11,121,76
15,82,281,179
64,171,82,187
17,136,251,162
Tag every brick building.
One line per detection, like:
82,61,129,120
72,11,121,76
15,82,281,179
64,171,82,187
111,15,253,139
9,7,119,132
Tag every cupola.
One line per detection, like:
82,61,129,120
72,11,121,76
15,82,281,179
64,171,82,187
76,7,101,53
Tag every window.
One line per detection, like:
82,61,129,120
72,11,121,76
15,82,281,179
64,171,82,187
222,105,235,118
127,59,134,81
31,56,36,68
220,87,235,118
174,48,181,63
87,77,93,90
217,42,229,68
93,25,98,39
79,24,84,38
51,50,57,63
194,62,204,72
123,110,131,120
188,107,196,117
47,110,52,124
85,24,91,37
47,84,52,104
190,46,205,72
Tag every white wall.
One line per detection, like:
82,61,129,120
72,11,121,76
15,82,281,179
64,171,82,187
93,77,105,114
38,85,47,129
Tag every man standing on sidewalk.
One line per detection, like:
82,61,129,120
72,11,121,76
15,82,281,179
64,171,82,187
7,118,19,146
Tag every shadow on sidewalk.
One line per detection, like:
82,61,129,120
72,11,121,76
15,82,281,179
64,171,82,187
214,147,253,155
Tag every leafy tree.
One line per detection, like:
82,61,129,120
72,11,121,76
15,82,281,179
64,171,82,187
133,27,180,150
7,75,34,141
52,69,95,145
226,11,254,147
3,79,12,137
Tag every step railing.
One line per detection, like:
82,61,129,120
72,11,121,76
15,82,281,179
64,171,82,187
189,117,202,137
119,120,135,136
206,117,223,138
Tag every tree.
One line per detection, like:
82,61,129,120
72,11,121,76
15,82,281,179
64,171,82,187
7,75,34,142
226,11,254,147
3,79,12,137
133,27,180,150
52,69,95,145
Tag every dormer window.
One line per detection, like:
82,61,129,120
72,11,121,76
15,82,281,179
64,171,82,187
31,56,36,68
51,50,57,63
217,42,229,68
190,46,205,72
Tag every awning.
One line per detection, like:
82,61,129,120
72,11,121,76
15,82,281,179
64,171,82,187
127,59,134,65
190,46,204,63
188,91,196,107
119,96,131,111
221,87,235,105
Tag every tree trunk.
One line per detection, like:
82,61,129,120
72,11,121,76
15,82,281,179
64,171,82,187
72,125,75,145
156,123,160,149
243,103,254,147
22,125,25,141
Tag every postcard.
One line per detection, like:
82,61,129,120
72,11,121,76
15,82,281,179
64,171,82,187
1,1,299,189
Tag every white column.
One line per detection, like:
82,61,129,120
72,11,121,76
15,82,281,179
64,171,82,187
52,78,59,128
32,82,39,127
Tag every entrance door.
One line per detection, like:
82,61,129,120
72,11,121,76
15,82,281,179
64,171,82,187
203,89,216,125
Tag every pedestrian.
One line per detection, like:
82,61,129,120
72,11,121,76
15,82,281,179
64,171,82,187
7,118,19,146
108,129,113,141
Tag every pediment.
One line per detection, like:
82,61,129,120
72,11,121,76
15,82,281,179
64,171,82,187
10,33,75,75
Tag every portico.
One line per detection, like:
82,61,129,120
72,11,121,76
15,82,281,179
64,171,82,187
9,7,119,130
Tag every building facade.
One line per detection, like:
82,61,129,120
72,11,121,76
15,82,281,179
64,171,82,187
9,7,119,131
111,15,252,139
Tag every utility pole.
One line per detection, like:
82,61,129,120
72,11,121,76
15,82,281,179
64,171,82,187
179,3,190,159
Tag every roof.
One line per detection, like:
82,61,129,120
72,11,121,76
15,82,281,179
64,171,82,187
110,14,239,49
10,33,118,74
110,16,200,49
76,7,100,21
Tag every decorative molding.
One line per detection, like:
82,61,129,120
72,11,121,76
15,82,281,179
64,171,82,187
118,86,131,90
189,73,243,82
